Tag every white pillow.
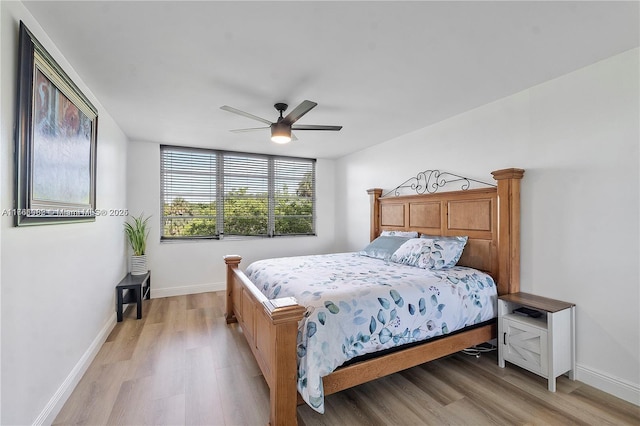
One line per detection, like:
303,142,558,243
380,230,418,238
390,236,468,269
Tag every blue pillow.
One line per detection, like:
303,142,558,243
359,236,412,260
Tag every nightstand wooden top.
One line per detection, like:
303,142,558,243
499,292,575,313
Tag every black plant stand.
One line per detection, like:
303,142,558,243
116,271,151,322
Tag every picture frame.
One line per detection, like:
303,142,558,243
14,21,98,226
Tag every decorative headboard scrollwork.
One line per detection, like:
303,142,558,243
382,169,496,197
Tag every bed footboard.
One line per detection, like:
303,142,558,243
224,255,305,426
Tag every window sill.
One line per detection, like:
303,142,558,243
160,234,317,244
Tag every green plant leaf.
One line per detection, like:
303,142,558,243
124,213,151,255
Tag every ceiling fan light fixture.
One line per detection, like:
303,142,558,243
271,123,291,144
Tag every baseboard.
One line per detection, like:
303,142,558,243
151,281,225,298
576,364,640,406
33,312,117,425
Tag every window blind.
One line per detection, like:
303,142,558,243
161,147,217,238
160,145,316,239
274,158,315,236
223,154,269,236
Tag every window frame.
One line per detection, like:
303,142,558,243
160,145,316,241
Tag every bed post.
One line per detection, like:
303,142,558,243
367,188,383,242
264,301,307,426
224,254,241,323
491,168,525,295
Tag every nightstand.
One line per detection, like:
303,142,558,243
498,292,575,392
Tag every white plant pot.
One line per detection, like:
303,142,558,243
130,254,148,275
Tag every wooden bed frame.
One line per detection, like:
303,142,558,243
224,168,524,425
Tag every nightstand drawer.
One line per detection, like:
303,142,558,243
502,317,548,376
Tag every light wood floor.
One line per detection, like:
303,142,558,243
54,292,639,425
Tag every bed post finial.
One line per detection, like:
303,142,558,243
491,169,525,295
367,188,383,242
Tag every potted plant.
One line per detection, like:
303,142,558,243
124,213,150,275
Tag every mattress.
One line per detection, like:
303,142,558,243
245,252,498,413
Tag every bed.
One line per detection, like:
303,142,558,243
224,168,524,425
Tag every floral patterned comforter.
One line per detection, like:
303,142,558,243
245,252,497,413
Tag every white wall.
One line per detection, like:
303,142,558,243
0,2,129,424
127,140,337,297
0,2,4,422
335,48,640,405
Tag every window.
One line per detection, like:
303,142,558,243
160,145,316,240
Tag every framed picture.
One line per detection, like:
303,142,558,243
14,21,98,226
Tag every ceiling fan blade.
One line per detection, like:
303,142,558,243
230,127,270,133
291,124,343,131
281,100,317,125
220,105,273,125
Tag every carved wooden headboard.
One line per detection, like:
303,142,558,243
368,168,524,296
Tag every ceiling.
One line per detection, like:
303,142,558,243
22,1,639,159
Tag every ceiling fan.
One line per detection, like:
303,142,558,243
220,100,342,144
